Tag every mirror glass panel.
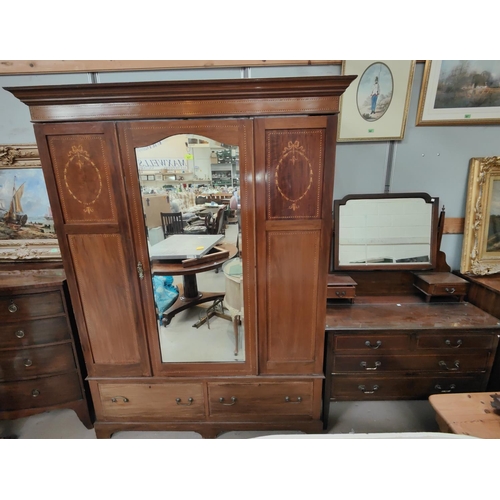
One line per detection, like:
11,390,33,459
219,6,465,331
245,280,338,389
335,194,438,270
136,134,244,364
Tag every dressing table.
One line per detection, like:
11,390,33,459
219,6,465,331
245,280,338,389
323,193,500,426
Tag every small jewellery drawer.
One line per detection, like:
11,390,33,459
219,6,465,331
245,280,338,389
0,317,71,349
416,332,495,350
0,372,82,412
428,283,468,296
327,287,356,300
0,291,65,322
334,334,410,351
329,375,484,400
0,343,76,382
207,381,314,419
333,353,491,373
97,383,205,421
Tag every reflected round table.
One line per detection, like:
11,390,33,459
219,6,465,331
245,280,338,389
151,242,237,326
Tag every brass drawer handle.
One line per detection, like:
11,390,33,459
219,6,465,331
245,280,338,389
219,397,237,406
335,291,346,297
8,302,18,313
365,340,382,349
435,384,456,393
111,396,129,403
176,397,194,406
439,360,460,371
15,330,25,339
24,359,33,367
32,389,40,397
445,339,462,348
284,396,302,403
360,361,381,370
445,287,456,294
358,384,379,394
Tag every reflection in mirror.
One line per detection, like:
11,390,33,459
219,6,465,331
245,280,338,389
334,193,438,270
136,134,244,364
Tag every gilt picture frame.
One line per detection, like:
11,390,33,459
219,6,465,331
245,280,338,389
0,144,61,261
337,60,415,142
416,61,500,126
460,156,500,275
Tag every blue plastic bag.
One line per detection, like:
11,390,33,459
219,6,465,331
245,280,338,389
152,275,179,319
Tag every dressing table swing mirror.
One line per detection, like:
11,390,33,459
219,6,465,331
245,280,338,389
323,192,500,425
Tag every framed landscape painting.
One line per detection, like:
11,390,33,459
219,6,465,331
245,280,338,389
0,145,60,261
417,61,500,125
461,156,500,275
338,60,416,142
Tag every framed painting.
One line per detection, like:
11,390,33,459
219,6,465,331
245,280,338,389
461,156,500,275
0,145,61,261
417,61,500,125
338,60,415,142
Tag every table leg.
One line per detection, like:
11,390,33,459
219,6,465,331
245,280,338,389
182,274,202,300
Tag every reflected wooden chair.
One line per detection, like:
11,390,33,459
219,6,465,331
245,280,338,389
160,212,184,238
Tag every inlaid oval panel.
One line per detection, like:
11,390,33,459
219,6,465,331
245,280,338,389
266,129,324,219
48,135,117,223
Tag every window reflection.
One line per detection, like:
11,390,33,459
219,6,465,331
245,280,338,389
136,134,244,363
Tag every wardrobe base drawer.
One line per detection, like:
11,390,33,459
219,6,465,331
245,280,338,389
207,380,319,420
0,372,82,412
95,382,206,421
329,375,485,401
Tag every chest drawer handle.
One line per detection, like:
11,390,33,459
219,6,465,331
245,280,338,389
435,384,456,393
445,287,456,294
24,359,33,367
176,397,194,406
445,339,462,348
358,385,379,394
111,396,129,403
219,397,237,406
360,361,381,370
439,360,460,371
8,302,18,313
15,330,25,339
284,396,303,403
335,291,346,297
32,389,40,397
365,340,382,349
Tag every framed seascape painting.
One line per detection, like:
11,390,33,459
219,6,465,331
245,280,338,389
0,145,61,261
461,156,500,276
338,60,416,142
417,61,500,125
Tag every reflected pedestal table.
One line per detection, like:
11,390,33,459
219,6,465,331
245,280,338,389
151,242,237,326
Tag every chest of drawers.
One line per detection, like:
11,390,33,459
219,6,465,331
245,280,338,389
323,301,500,425
0,269,93,429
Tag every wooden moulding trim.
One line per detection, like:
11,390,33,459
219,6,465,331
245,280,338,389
4,75,356,105
26,97,343,122
0,60,342,75
443,217,464,234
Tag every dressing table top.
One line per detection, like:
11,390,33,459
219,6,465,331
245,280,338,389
325,300,500,330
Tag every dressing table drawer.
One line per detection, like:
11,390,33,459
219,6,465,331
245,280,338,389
334,333,410,351
96,382,206,421
0,372,82,412
333,353,490,373
207,381,316,420
0,291,65,322
329,375,485,400
0,343,76,382
416,332,495,350
0,317,71,349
